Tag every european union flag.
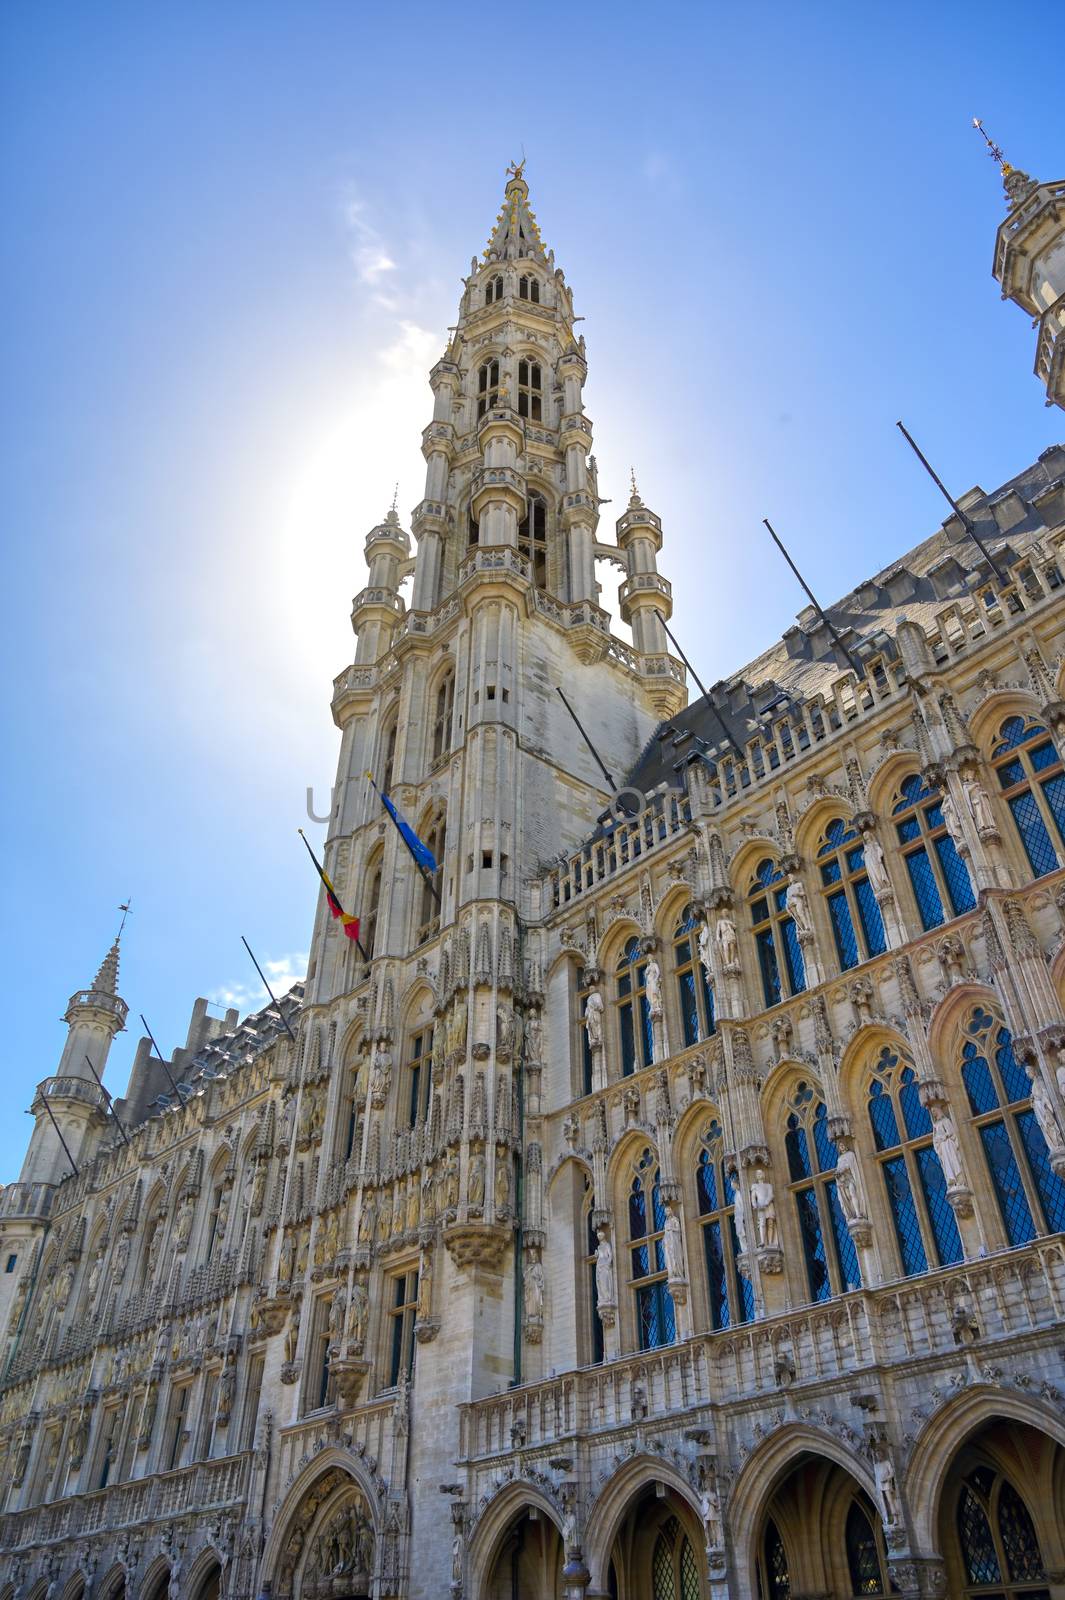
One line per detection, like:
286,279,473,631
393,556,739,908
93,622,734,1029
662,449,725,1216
380,791,438,874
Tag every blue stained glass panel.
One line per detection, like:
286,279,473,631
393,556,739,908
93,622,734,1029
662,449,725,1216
882,1154,928,1275
631,1243,650,1278
1009,790,1058,878
1041,771,1065,844
999,1481,1047,1581
1017,1110,1065,1232
813,1103,838,1171
639,993,654,1067
781,919,806,994
915,1146,963,1265
795,1186,831,1302
962,1048,999,1114
820,858,842,885
896,815,920,843
700,966,715,1034
786,1118,812,1181
734,1242,756,1322
854,877,886,956
905,846,945,931
995,1029,1030,1105
702,1219,730,1330
619,1002,636,1077
651,1175,667,1231
697,1149,719,1214
869,1083,900,1151
934,832,976,915
980,1120,1035,1245
1030,739,1059,771
828,889,859,970
629,1179,646,1239
757,928,781,1008
637,1281,676,1350
588,1264,603,1363
997,755,1025,787
678,972,699,1048
900,1072,932,1139
958,1486,1001,1584
827,1178,861,1289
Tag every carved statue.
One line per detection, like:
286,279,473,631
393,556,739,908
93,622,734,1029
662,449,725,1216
358,1195,376,1245
452,1529,464,1585
525,1009,543,1065
524,1256,545,1320
594,1228,615,1305
284,1309,300,1365
139,1381,158,1444
731,1181,750,1256
295,1229,309,1278
929,1101,965,1189
174,1195,194,1250
370,1046,393,1104
645,957,663,1016
698,920,714,977
53,1260,75,1312
86,1246,105,1305
215,1184,231,1243
468,1152,486,1210
69,1410,89,1468
217,1358,235,1426
278,1230,295,1284
418,1251,434,1320
444,1154,460,1212
940,790,964,847
785,880,812,937
328,1288,346,1342
835,1147,867,1225
1028,1070,1064,1151
863,832,891,897
700,1473,723,1550
349,1280,369,1347
585,989,605,1048
406,1180,420,1233
964,777,998,836
145,1225,162,1283
715,916,739,969
873,1445,901,1525
496,1004,515,1058
663,1208,685,1280
749,1169,778,1249
378,1189,393,1242
494,1151,511,1215
113,1230,131,1280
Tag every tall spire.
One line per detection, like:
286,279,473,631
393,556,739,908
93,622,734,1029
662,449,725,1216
972,117,1037,209
483,162,549,265
91,936,121,997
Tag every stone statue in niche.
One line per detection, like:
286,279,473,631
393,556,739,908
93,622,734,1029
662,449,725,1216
594,1227,615,1304
715,916,738,970
929,1101,965,1189
468,1152,486,1211
585,989,605,1048
496,1004,515,1059
698,920,714,978
835,1146,867,1224
785,880,812,937
749,1169,778,1249
645,957,663,1016
524,1009,543,1065
731,1180,750,1256
524,1256,544,1320
663,1208,685,1279
349,1280,369,1348
863,832,891,897
964,776,998,836
1028,1070,1064,1150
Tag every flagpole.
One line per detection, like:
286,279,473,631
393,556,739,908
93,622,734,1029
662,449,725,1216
762,518,866,680
651,613,743,758
554,687,617,790
139,1014,186,1105
83,1054,130,1146
241,936,298,1042
365,774,442,907
296,829,370,959
37,1091,79,1176
895,420,1007,583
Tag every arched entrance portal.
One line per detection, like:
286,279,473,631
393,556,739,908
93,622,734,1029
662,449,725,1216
937,1419,1065,1597
605,1485,706,1600
269,1463,377,1600
483,1507,565,1598
754,1453,889,1599
189,1559,222,1600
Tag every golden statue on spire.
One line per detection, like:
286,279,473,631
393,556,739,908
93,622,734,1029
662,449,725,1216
506,158,526,182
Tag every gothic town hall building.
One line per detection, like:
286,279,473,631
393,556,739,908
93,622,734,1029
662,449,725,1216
2,157,1065,1600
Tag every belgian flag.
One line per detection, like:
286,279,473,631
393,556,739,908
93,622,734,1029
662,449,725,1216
298,829,362,944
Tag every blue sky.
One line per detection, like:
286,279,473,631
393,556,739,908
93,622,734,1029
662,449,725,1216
1,1,1060,1179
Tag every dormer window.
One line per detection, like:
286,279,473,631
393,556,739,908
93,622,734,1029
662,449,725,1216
484,275,503,306
518,275,540,303
517,359,542,420
477,359,499,418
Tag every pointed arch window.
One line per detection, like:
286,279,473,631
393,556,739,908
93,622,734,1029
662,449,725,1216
650,1515,700,1600
616,937,653,1076
379,712,399,793
694,1119,753,1330
517,492,547,587
845,1496,890,1596
583,1182,604,1364
406,1024,434,1128
893,773,975,931
477,358,500,417
517,358,542,420
673,908,715,1047
817,818,886,971
748,858,806,1008
432,669,455,764
761,1518,791,1600
867,1046,962,1275
784,1083,860,1301
362,852,383,959
484,274,503,306
518,274,540,303
954,1464,1048,1595
415,810,446,945
627,1147,675,1350
992,715,1065,879
960,1008,1065,1242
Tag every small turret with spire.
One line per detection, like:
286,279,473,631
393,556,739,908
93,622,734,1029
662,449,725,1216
351,494,412,665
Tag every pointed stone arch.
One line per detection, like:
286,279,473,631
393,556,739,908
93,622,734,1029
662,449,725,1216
794,793,859,863
58,1576,85,1600
466,1477,566,1597
182,1545,224,1600
968,685,1045,752
727,836,784,897
136,1556,171,1600
926,979,1008,1066
583,1451,706,1592
866,749,923,817
260,1446,383,1599
836,1020,915,1118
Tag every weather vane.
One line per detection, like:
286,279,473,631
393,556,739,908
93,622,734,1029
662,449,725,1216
630,466,639,500
390,481,399,515
972,118,1006,168
506,156,526,182
117,899,133,937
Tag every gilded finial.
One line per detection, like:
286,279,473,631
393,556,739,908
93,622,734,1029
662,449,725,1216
505,157,526,183
972,117,1009,173
391,481,399,515
629,466,640,504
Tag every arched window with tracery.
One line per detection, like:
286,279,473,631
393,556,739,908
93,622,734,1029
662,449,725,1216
784,1083,861,1302
432,669,455,764
817,818,886,971
518,273,540,303
992,715,1065,879
616,937,653,1076
405,1022,434,1128
748,858,806,1008
867,1045,962,1275
379,712,398,794
845,1496,890,1596
583,1181,604,1365
650,1515,701,1600
673,908,715,1047
484,274,503,306
960,1007,1065,1243
892,773,975,931
477,358,500,417
694,1119,753,1330
362,851,383,958
760,1518,791,1600
627,1147,675,1350
517,492,547,587
415,810,446,945
516,357,542,420
954,1465,1048,1597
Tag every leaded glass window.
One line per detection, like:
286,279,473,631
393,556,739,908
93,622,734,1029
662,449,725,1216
893,773,975,931
406,1026,434,1128
415,810,446,945
961,1008,1065,1241
867,1046,962,1275
628,1147,676,1351
762,1517,791,1600
695,1120,753,1330
616,937,654,1077
673,908,715,1048
784,1083,861,1301
517,492,547,587
477,357,500,416
431,670,454,764
516,358,543,421
749,858,806,1008
650,1516,699,1600
992,716,1065,879
817,817,887,972
845,1496,889,1595
954,1464,1047,1596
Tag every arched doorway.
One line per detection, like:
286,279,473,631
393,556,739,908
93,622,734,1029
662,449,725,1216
268,1463,377,1600
754,1453,890,1599
483,1507,564,1599
605,1485,705,1600
189,1559,222,1600
938,1419,1065,1598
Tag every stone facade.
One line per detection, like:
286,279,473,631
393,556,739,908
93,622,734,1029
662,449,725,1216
3,168,1065,1600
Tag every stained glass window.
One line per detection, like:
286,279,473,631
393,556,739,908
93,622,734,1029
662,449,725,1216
673,908,715,1047
818,818,887,972
992,716,1065,880
845,1498,888,1595
954,1464,1047,1595
695,1121,752,1330
763,1518,791,1599
893,773,975,931
962,1009,1065,1242
628,1148,675,1351
616,937,653,1076
786,1083,861,1301
749,858,806,1008
867,1047,961,1276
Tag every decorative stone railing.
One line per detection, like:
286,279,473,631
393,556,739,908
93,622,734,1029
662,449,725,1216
0,1450,251,1555
458,1237,1065,1464
995,181,1065,280
458,546,531,585
0,1182,56,1222
548,787,694,909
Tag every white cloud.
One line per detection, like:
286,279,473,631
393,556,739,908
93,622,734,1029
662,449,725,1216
210,950,307,1016
344,195,398,286
379,319,439,377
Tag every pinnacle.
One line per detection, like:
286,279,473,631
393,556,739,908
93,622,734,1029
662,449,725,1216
91,937,121,996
